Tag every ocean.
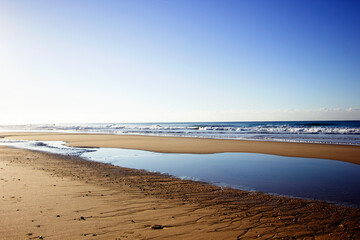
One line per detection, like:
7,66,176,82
1,120,360,145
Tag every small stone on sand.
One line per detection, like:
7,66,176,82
152,225,164,229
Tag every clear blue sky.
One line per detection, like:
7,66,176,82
1,0,359,123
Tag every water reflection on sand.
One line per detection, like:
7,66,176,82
1,139,360,208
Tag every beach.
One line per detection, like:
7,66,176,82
1,146,360,239
1,133,360,239
1,132,360,164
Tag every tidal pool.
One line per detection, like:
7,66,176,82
1,140,360,208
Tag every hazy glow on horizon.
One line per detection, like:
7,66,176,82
1,0,359,124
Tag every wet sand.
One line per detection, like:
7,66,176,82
1,146,360,239
1,132,360,164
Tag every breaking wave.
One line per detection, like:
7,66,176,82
1,121,359,145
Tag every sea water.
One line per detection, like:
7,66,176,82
1,140,359,208
1,121,359,145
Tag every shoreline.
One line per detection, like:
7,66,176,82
1,146,360,239
1,132,360,165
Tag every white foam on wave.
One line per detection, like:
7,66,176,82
1,122,359,145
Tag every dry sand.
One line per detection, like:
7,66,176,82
1,146,360,239
1,132,360,164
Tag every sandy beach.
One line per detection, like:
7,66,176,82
1,146,360,239
1,132,360,239
1,132,360,164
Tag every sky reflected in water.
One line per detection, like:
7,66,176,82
1,140,360,208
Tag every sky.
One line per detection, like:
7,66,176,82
0,0,359,124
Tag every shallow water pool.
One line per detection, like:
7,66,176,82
1,140,360,208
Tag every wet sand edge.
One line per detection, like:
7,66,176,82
1,132,360,165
